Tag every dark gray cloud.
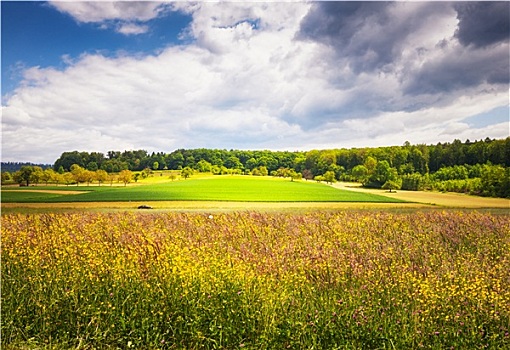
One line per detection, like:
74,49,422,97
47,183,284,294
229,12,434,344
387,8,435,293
405,2,510,96
299,1,509,100
404,44,510,95
454,2,510,48
298,2,393,72
298,2,390,44
297,2,447,73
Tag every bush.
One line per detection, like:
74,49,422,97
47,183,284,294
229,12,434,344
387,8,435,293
401,173,427,191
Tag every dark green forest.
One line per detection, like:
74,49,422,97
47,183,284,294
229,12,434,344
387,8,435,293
51,137,509,197
51,137,509,172
3,137,509,197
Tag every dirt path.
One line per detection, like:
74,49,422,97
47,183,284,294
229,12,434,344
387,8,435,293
1,200,433,213
332,182,510,209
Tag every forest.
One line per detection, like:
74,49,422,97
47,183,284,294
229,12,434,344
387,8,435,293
2,137,509,197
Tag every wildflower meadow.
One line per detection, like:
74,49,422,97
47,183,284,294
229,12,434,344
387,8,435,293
2,211,509,349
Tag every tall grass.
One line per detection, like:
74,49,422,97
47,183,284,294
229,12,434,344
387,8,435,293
2,211,509,349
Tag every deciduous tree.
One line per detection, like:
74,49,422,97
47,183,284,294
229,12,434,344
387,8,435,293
30,166,44,185
118,170,133,186
351,165,368,184
42,169,57,186
15,166,34,186
382,180,401,192
181,167,193,179
323,171,336,184
96,169,108,186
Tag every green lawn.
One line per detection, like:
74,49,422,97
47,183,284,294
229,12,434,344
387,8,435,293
1,191,63,202
2,176,405,203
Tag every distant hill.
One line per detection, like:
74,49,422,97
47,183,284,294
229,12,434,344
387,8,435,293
1,162,52,172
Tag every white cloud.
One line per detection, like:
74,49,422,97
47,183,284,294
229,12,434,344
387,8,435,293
2,125,135,164
117,23,149,35
335,91,509,148
48,1,170,35
49,1,169,23
2,2,509,163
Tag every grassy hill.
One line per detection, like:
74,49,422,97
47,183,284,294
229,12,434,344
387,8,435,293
2,176,405,203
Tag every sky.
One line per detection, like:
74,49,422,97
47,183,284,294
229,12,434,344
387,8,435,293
1,1,509,164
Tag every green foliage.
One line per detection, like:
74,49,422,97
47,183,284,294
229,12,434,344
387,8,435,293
421,164,509,198
13,166,35,186
1,171,13,184
401,173,428,191
364,160,399,188
432,165,469,181
225,156,243,170
141,167,152,179
196,159,212,173
51,138,510,176
258,166,268,176
41,169,56,185
480,164,510,197
86,161,98,171
382,180,401,192
431,178,482,194
323,170,336,184
181,167,193,179
251,166,268,176
288,169,302,181
351,165,368,184
364,156,377,175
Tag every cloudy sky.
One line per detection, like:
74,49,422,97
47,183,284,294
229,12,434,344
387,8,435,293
2,1,509,164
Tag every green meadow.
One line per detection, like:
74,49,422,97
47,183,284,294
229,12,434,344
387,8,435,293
4,177,510,350
1,176,404,203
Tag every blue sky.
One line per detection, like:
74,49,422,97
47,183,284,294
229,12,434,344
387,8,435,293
2,1,191,95
2,1,509,163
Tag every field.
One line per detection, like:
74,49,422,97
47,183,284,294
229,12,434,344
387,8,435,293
2,176,509,349
2,211,509,349
1,176,404,203
3,176,509,213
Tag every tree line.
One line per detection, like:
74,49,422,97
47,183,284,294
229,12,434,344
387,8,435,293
2,137,509,197
1,165,135,187
50,137,509,174
1,162,51,173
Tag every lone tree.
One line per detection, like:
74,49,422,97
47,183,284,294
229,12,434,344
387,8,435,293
382,180,401,193
181,167,193,179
